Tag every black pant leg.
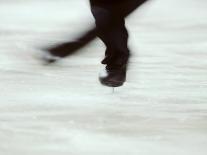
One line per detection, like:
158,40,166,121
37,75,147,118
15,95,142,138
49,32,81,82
91,6,129,66
90,0,148,66
90,1,128,66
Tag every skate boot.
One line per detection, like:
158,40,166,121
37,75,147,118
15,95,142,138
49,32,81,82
99,64,127,87
42,41,84,64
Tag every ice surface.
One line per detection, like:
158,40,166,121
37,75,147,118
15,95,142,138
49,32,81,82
0,0,207,155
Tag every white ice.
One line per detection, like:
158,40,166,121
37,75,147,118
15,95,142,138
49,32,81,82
0,0,207,155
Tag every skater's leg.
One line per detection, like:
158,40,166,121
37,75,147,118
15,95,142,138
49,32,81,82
90,0,148,64
90,6,129,87
90,0,148,86
91,6,129,66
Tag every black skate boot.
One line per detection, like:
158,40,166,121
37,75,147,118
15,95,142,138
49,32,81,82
42,41,84,64
99,64,127,87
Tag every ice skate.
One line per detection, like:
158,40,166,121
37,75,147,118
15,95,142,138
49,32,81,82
99,64,127,87
42,41,85,63
41,50,61,64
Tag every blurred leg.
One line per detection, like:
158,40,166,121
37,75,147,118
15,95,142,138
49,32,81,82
47,28,97,58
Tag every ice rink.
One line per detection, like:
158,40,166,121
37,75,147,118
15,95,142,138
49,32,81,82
0,0,207,154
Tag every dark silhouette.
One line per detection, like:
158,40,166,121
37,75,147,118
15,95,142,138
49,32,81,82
44,0,148,87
